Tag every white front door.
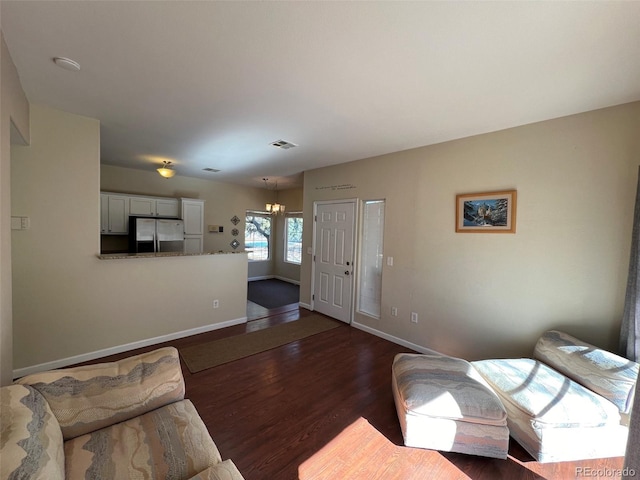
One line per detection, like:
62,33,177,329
313,201,356,323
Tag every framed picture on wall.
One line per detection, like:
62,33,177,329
455,190,517,233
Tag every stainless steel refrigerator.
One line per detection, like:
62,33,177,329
129,217,185,253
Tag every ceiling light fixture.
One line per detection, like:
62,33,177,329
53,56,81,72
263,178,285,215
157,161,176,179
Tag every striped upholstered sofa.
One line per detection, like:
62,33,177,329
1,347,244,480
473,330,639,463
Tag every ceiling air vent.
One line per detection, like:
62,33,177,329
202,168,221,172
270,139,298,150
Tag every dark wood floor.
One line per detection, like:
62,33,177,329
79,307,625,480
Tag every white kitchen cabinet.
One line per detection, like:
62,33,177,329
100,193,109,233
129,196,180,217
129,197,156,216
184,235,204,254
181,199,205,253
156,198,179,217
181,199,205,235
101,192,181,236
101,194,129,234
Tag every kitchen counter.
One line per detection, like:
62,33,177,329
97,251,246,260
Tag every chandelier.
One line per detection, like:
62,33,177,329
263,178,285,215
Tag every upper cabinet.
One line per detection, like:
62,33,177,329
156,198,180,217
181,198,205,253
101,192,180,235
101,194,129,235
181,199,205,235
129,196,179,217
129,197,155,216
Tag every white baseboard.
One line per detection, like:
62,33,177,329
351,321,443,355
248,275,300,285
248,275,274,282
13,316,248,379
299,302,312,311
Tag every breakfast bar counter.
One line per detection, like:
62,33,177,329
97,251,246,260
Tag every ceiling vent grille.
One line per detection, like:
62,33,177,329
270,139,298,150
202,168,221,172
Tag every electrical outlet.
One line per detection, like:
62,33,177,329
391,307,398,317
411,312,418,324
213,299,219,309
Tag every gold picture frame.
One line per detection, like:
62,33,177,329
455,190,517,233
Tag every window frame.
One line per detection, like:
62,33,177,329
284,212,303,265
245,211,272,262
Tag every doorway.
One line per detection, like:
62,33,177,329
312,200,356,323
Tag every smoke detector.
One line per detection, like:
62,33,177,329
202,168,221,172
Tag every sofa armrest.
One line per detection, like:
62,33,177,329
534,330,639,416
188,460,246,480
17,347,184,440
0,384,65,480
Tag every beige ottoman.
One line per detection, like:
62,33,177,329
392,353,509,459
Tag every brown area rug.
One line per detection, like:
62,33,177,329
180,314,341,373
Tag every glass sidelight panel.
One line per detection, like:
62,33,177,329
358,200,385,318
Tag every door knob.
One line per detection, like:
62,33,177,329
345,271,350,275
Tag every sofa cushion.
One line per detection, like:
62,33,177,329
534,330,639,416
393,353,507,425
188,460,245,480
392,353,509,459
17,347,185,440
0,384,65,480
473,358,621,428
64,399,221,480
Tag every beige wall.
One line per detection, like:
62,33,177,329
11,105,248,372
1,33,29,385
302,102,640,360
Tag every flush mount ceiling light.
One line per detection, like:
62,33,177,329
52,56,81,72
263,178,285,215
157,161,176,179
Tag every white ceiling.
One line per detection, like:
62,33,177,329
2,1,640,189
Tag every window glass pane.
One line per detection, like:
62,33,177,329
285,216,303,264
358,200,385,318
245,213,271,261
